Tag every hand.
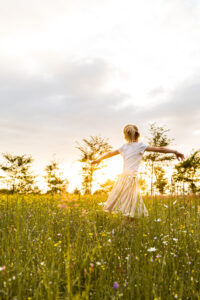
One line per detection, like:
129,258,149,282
175,151,184,161
91,159,100,165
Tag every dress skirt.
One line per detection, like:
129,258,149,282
103,170,149,218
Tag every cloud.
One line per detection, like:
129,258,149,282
0,0,200,166
0,57,132,157
0,54,200,159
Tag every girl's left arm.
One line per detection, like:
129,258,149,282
91,150,120,165
145,146,184,161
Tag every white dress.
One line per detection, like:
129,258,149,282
103,142,149,218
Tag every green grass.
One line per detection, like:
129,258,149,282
0,193,200,299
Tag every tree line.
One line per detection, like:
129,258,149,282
76,123,200,196
0,122,199,195
0,155,68,194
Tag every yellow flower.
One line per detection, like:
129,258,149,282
54,241,62,247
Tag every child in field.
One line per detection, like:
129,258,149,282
91,124,184,220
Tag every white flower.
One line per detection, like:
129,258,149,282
98,202,104,206
108,239,112,242
154,218,161,222
147,247,157,252
164,204,168,208
173,200,177,205
173,238,178,242
96,261,101,265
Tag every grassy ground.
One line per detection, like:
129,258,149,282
0,193,200,299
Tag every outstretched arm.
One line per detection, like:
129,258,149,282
145,146,184,161
91,150,120,165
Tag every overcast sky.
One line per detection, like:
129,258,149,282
0,0,200,190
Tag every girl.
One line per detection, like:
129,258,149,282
91,124,184,220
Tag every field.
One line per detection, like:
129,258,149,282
0,193,200,300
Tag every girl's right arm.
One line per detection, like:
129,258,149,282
145,146,184,161
91,150,120,165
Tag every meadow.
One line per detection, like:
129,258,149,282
0,193,200,300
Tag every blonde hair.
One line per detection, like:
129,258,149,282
123,124,140,143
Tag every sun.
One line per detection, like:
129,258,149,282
92,156,123,192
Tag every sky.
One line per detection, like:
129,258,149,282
0,0,200,191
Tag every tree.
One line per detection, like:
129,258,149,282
0,153,35,193
143,122,174,195
172,149,200,194
93,179,116,195
154,166,168,194
44,160,69,194
76,135,112,194
73,187,81,195
138,177,148,194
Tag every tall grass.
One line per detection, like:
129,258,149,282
0,193,200,299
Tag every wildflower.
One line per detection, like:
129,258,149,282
154,218,161,222
98,202,104,206
90,263,94,272
113,282,119,289
88,233,93,236
96,262,101,266
147,247,157,252
58,203,68,209
0,266,6,271
101,232,107,236
164,204,168,208
124,280,128,286
54,241,62,247
108,239,112,242
173,200,177,205
173,238,178,242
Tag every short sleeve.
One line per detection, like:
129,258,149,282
118,144,124,154
138,142,149,154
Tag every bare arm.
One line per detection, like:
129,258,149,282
91,150,120,165
145,146,184,161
